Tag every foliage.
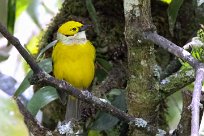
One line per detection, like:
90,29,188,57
0,51,9,62
27,86,58,116
7,0,16,34
0,95,29,136
167,0,184,35
6,0,33,34
14,58,52,97
165,91,182,130
16,0,32,17
161,0,172,4
26,32,42,56
37,40,57,60
90,89,126,134
86,0,100,35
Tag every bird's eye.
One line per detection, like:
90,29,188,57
72,28,77,31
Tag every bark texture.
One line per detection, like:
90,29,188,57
124,0,161,135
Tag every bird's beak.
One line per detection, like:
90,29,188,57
79,24,92,32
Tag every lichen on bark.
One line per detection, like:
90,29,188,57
124,0,162,135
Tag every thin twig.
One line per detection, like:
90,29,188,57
191,64,204,136
144,31,200,68
32,72,133,122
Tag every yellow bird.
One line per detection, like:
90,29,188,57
52,21,95,121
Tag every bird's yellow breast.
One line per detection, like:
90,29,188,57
52,40,95,89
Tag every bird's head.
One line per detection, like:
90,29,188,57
58,21,90,36
57,21,91,44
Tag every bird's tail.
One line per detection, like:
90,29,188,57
65,95,81,121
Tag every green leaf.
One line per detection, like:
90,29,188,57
16,0,32,17
27,86,58,116
14,58,52,97
86,0,100,35
97,58,112,71
26,32,42,56
7,0,16,34
191,47,204,62
14,70,33,97
95,58,112,82
160,0,172,4
38,58,53,73
95,69,107,82
165,91,182,130
88,130,102,136
197,28,204,43
109,89,126,112
167,0,184,35
37,40,57,60
108,89,122,96
91,89,126,131
91,112,119,131
0,51,9,62
0,95,29,136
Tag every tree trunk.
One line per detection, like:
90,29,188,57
124,0,161,135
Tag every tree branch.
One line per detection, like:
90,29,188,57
144,31,200,68
160,68,194,96
0,22,163,135
144,31,204,135
16,98,60,136
32,72,161,134
0,23,42,74
191,65,204,136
